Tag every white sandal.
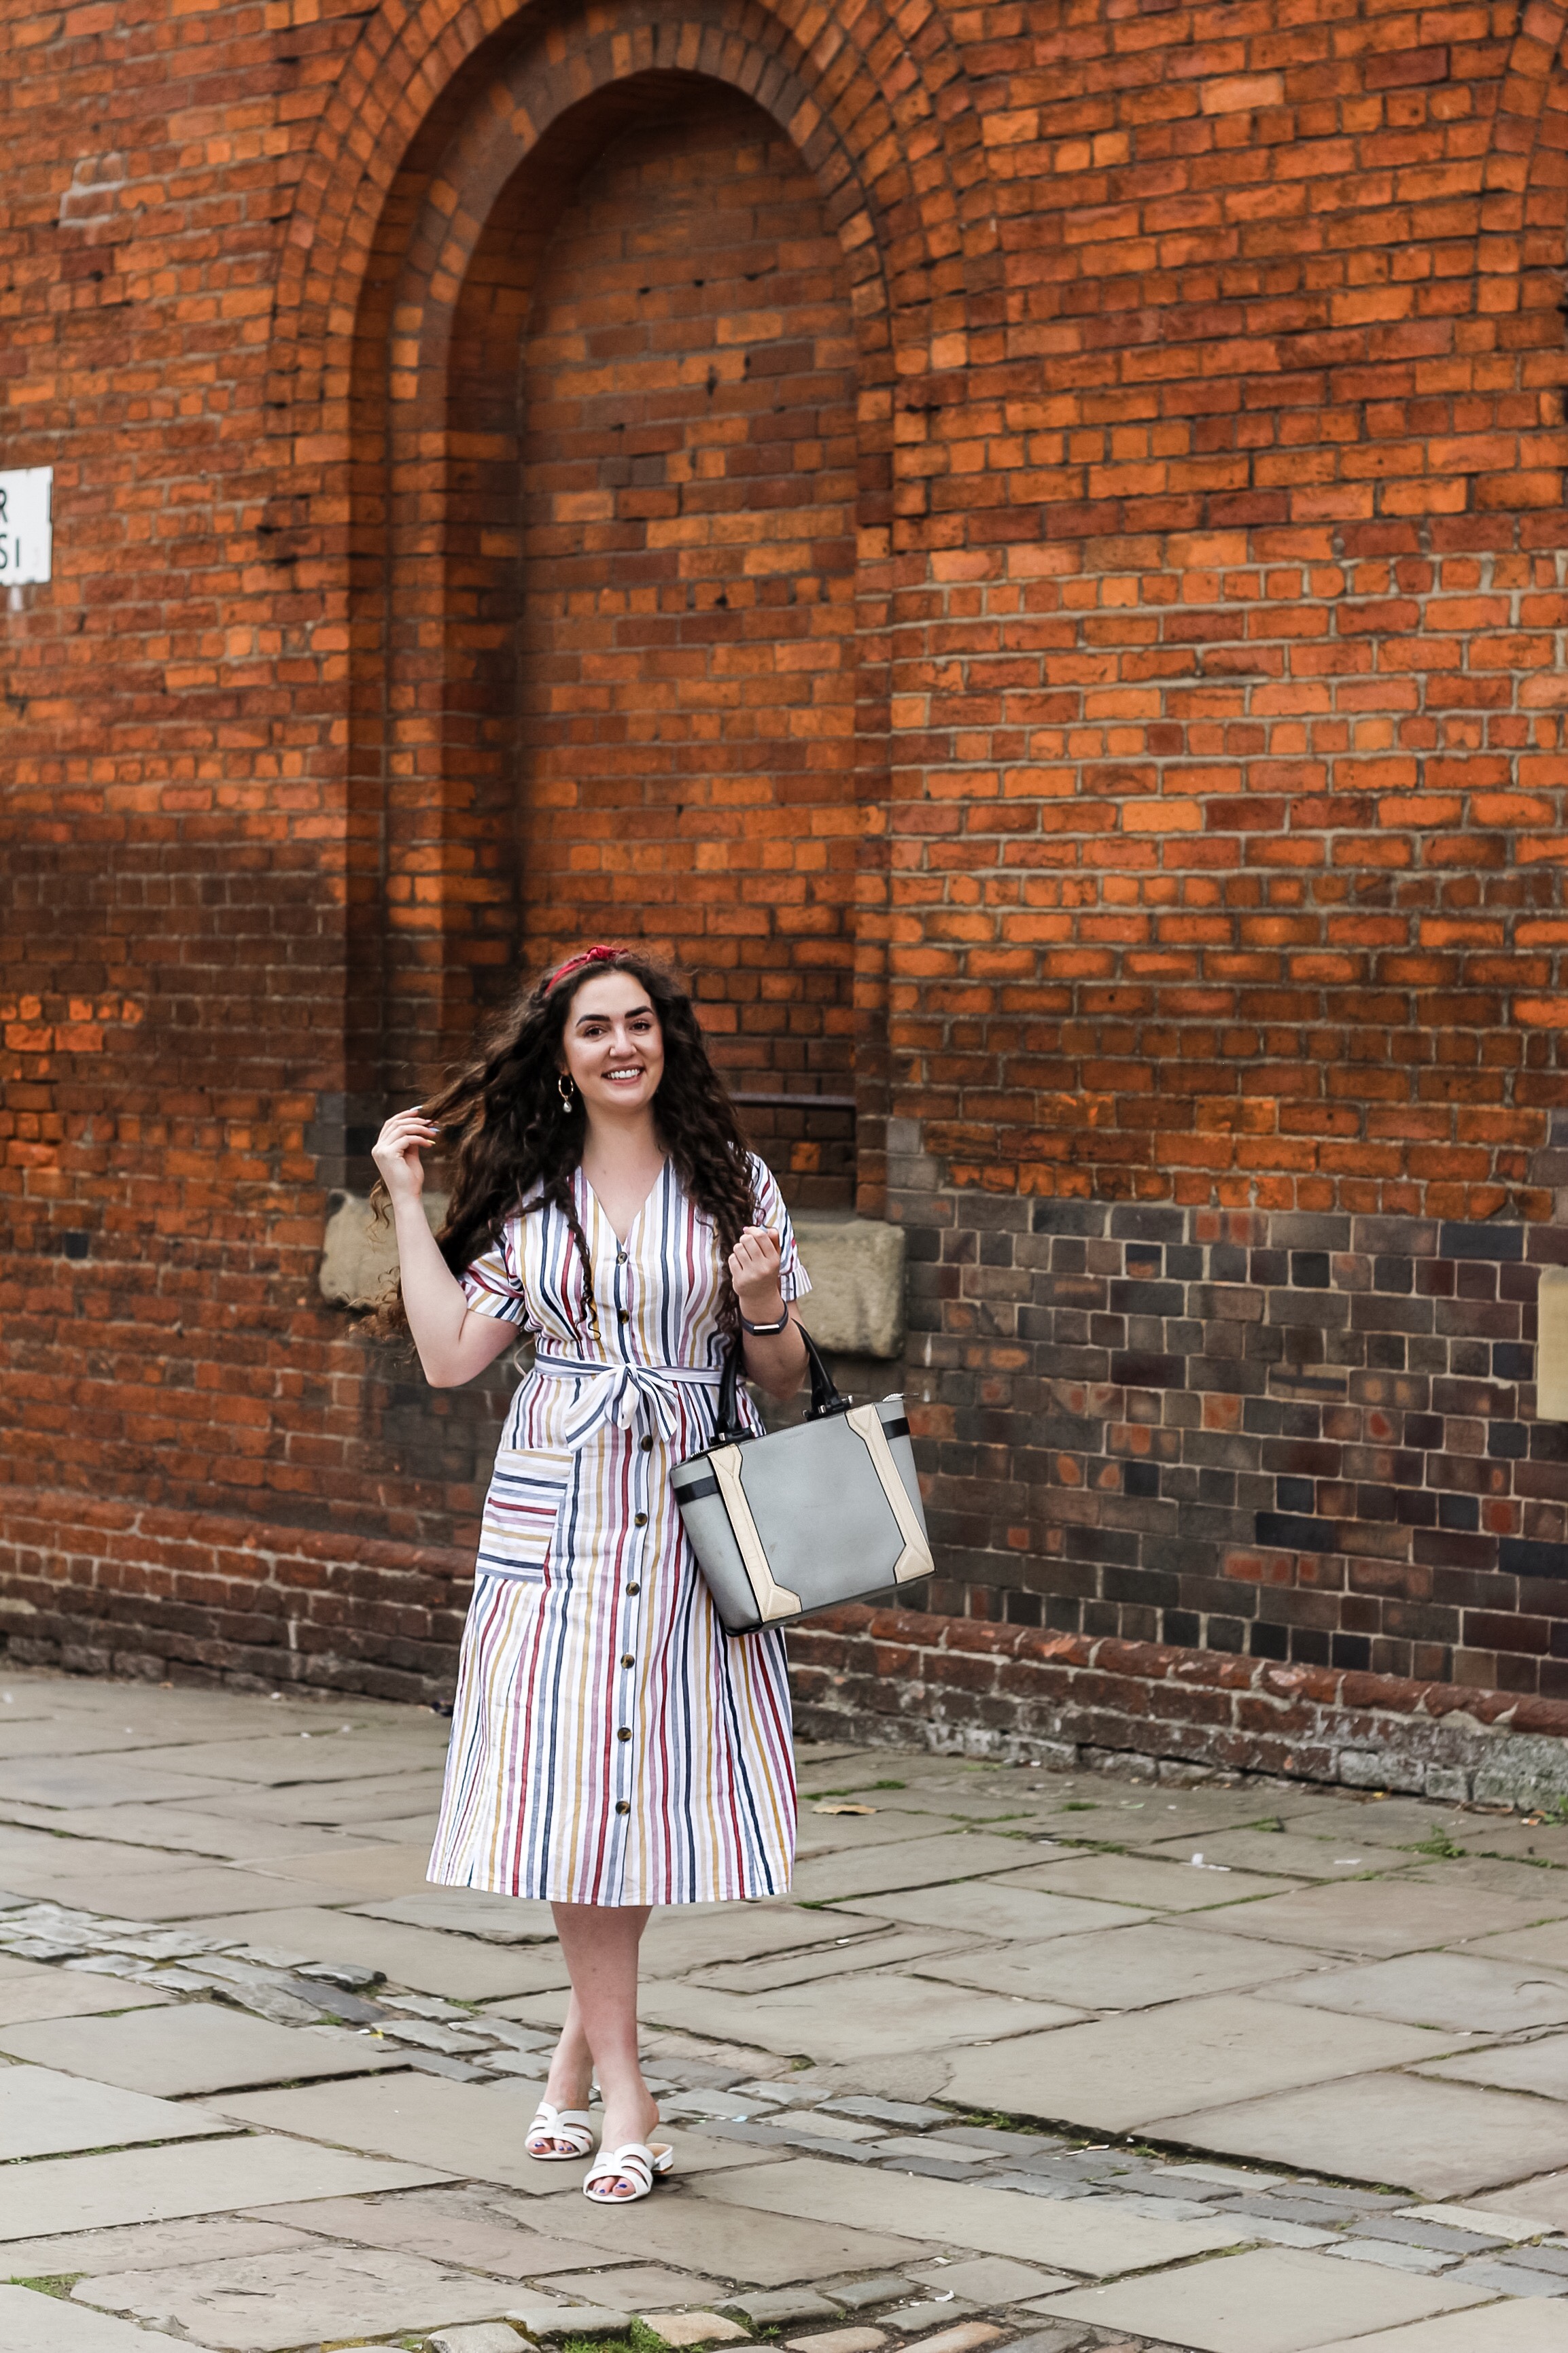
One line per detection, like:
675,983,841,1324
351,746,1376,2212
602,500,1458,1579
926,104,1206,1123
582,2139,674,2203
525,2101,595,2161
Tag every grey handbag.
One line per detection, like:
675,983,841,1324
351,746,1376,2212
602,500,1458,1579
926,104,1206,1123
672,1330,933,1634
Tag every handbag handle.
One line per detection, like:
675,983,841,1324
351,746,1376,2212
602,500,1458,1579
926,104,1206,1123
711,1318,848,1445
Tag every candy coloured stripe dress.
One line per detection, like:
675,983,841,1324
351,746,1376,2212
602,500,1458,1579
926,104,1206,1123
426,1154,807,1906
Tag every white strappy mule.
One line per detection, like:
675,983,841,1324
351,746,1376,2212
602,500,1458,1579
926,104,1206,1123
582,2139,674,2203
525,2101,595,2161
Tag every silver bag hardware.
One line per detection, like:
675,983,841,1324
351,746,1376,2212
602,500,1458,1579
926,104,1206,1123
672,1330,931,1634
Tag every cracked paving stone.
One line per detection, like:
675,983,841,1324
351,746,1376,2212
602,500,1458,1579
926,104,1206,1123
720,2290,845,2325
75,2245,517,2352
508,2302,634,2337
640,2318,751,2348
782,2329,889,2353
812,2278,918,2312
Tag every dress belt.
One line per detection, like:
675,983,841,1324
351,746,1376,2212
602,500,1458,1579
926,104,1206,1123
530,1350,724,1449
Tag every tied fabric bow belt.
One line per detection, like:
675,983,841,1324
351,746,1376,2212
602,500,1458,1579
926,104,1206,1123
531,1350,724,1449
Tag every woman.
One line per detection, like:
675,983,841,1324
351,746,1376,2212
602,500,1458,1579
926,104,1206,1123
370,944,808,2205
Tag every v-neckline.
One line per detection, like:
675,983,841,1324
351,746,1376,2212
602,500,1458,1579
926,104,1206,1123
580,1158,667,1249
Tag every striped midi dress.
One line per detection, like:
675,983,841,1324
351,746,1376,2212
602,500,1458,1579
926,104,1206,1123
427,1154,806,1906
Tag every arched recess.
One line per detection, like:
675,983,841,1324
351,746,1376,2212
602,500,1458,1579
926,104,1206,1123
343,5,915,1209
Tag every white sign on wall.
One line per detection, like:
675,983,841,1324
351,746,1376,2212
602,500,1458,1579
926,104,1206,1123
0,468,52,585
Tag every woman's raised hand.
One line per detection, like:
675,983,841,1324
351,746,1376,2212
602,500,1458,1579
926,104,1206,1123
372,1108,439,1205
728,1224,785,1324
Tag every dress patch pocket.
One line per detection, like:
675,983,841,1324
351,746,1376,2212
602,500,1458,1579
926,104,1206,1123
476,1445,573,1581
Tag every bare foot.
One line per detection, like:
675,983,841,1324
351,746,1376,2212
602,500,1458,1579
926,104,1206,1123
589,2089,664,2198
528,2036,594,2157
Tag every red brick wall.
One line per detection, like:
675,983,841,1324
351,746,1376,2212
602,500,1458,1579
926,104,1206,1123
4,0,1568,1731
517,86,860,1184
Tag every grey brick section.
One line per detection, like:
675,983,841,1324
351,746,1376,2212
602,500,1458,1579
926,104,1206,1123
892,1175,1568,1700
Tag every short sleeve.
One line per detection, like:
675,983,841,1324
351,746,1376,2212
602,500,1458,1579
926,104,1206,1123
748,1155,812,1303
460,1218,529,1325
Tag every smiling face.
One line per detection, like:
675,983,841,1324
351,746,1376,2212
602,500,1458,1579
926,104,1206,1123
558,970,665,1120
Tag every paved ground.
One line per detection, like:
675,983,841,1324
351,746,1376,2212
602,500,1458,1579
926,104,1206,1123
6,1676,1568,2352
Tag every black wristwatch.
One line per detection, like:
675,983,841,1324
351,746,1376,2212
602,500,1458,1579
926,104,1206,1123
739,1307,790,1335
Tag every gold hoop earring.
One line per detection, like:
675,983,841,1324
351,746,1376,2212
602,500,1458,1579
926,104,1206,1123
558,1073,575,1107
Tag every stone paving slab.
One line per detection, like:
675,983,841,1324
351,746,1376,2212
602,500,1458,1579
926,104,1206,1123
1301,2302,1568,2350
795,1810,977,1855
197,1768,451,1824
637,1903,886,1977
1007,1851,1302,1912
244,2185,611,2276
631,1972,1087,2062
1275,1951,1568,2035
185,1904,561,1998
1477,1923,1568,1974
566,2186,929,2286
0,1828,194,1884
0,2135,451,2239
0,1759,239,1810
129,1732,449,1784
904,1923,1323,2009
1408,1856,1568,1903
829,1880,1151,1943
0,2215,317,2278
548,2265,728,2305
0,1716,232,1760
690,1927,974,1995
75,2243,518,2350
705,2156,1240,2275
213,2073,786,2195
0,2002,406,2093
1143,1828,1416,1878
1454,1823,1568,1868
0,1963,171,2026
9,1863,349,1921
0,2061,230,2160
353,1886,559,1937
1157,2073,1568,2197
1219,1878,1568,1957
906,2258,1070,2303
788,1835,1056,1904
251,1843,451,1898
944,1994,1447,2134
1475,2175,1568,2235
0,2288,188,2351
1033,2246,1488,2351
1009,1789,1276,1842
1,1800,389,1860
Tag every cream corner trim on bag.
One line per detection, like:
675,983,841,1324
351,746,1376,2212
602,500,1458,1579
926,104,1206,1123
710,1444,803,1625
846,1405,933,1584
709,1412,930,1627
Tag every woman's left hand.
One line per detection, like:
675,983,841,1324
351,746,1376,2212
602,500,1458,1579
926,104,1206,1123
729,1225,785,1324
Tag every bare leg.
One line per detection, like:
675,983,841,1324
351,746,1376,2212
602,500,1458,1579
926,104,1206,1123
550,1900,658,2194
532,1987,595,2153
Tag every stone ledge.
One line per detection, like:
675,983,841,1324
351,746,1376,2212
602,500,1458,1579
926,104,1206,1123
318,1193,906,1359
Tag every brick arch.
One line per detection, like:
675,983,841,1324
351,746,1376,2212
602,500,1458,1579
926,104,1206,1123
267,0,988,441
1491,0,1568,169
344,24,917,1210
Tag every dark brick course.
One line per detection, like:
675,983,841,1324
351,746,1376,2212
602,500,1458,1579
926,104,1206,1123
897,1190,1568,1699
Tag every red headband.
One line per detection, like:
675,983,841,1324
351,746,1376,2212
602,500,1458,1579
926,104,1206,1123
546,942,625,991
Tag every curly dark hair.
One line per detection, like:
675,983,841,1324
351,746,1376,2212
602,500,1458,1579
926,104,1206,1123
368,948,756,1343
